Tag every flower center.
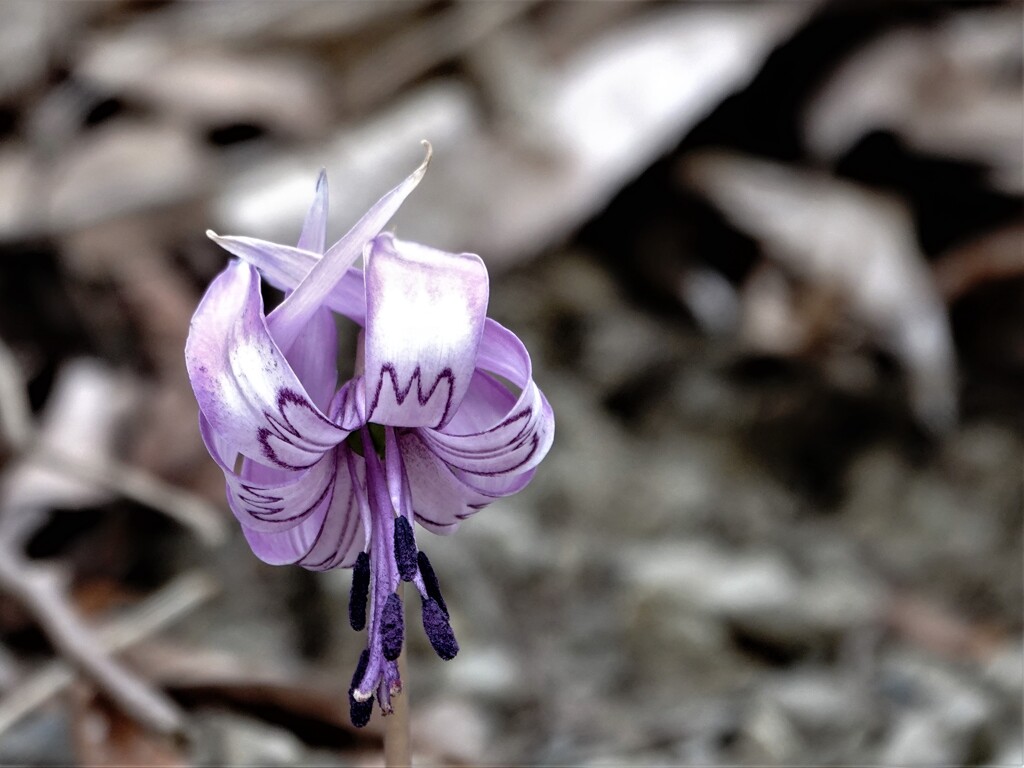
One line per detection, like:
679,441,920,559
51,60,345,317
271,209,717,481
344,422,387,458
346,424,459,725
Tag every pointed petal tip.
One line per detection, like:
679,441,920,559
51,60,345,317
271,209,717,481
417,140,433,177
313,168,329,198
205,229,236,253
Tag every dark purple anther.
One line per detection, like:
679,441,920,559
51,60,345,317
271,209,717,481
421,597,458,660
381,592,404,661
349,551,370,630
394,516,418,582
348,649,373,728
349,694,373,728
417,550,448,618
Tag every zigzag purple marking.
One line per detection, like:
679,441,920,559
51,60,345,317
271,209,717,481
368,364,455,428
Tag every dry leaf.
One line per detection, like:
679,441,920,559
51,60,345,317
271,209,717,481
681,150,957,431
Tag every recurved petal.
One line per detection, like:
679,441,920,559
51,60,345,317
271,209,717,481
420,319,554,477
185,260,349,471
242,447,366,570
205,235,368,325
200,414,337,533
363,234,488,429
398,431,535,534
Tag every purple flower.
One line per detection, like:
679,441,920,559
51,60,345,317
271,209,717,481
185,145,554,725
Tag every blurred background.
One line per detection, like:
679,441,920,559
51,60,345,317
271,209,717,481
0,0,1021,764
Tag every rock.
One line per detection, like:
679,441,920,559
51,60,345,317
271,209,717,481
621,540,791,685
791,573,885,638
624,539,886,662
625,541,801,617
193,710,305,766
412,698,491,765
733,695,805,763
446,646,521,701
880,653,997,763
880,712,961,764
762,668,883,761
767,671,871,737
982,641,1024,698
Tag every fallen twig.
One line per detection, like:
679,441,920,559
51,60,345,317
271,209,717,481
31,442,227,548
0,569,218,737
0,346,227,546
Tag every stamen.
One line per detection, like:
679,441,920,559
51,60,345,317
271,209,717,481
421,597,459,660
393,516,418,581
381,592,404,661
348,649,374,727
417,551,449,618
349,551,370,630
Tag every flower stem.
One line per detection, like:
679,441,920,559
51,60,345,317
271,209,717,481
384,583,411,767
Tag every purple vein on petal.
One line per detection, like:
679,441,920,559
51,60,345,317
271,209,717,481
368,364,456,430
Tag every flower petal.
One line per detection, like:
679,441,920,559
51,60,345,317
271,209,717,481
398,431,534,534
218,144,432,353
277,171,339,410
296,169,328,254
282,307,337,412
363,234,488,429
206,234,374,325
242,448,365,570
420,319,554,476
200,414,336,533
185,260,349,470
